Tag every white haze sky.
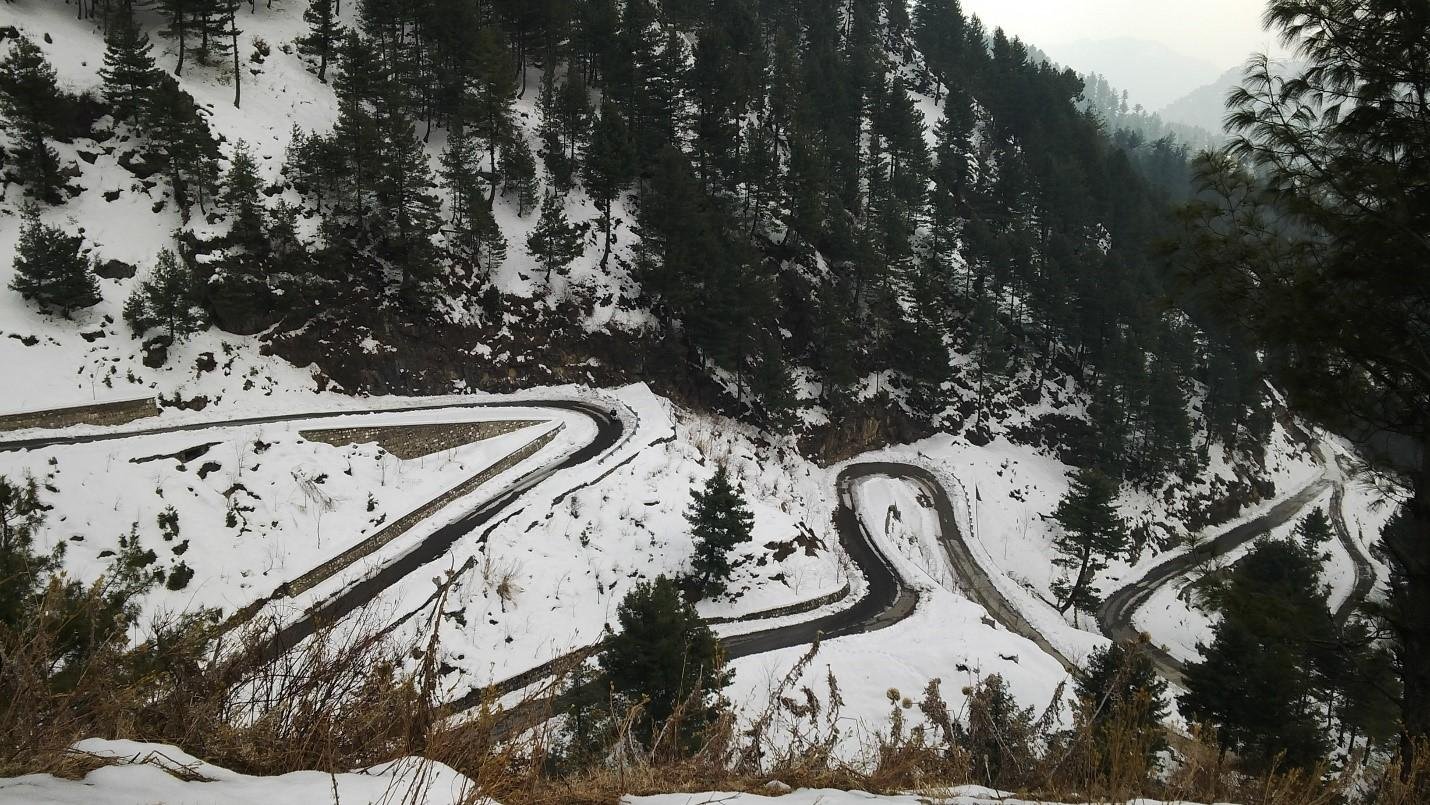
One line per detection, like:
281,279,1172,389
961,0,1280,70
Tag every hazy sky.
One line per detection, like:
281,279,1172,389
960,0,1280,71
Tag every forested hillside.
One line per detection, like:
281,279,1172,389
1,0,1272,484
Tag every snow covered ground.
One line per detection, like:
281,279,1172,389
0,0,1395,755
346,400,850,698
0,740,487,805
0,740,1220,805
3,407,572,620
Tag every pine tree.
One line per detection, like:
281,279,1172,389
147,75,222,220
1179,539,1336,771
298,0,342,83
536,68,570,186
373,112,443,298
581,101,636,271
1051,468,1126,617
687,465,754,597
501,134,539,216
222,140,266,251
441,127,507,282
471,26,517,198
960,674,1035,789
599,575,729,751
0,476,54,631
1074,640,1170,770
526,190,583,283
124,248,207,341
100,4,163,126
1295,507,1334,557
1166,1,1430,740
155,0,192,75
9,211,101,316
0,37,66,203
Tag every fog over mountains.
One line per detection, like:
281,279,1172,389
1045,36,1224,111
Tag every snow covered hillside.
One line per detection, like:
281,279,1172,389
0,0,1403,798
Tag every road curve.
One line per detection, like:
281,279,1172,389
452,460,1088,733
4,401,1080,728
1095,472,1378,686
0,399,625,662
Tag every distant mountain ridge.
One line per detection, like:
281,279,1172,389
1044,36,1221,111
1160,60,1307,136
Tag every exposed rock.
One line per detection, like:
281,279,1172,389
95,259,137,279
141,334,172,368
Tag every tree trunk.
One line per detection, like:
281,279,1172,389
599,198,614,271
231,9,240,108
175,13,186,76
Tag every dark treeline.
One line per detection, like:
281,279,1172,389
2,0,1271,486
276,0,1259,482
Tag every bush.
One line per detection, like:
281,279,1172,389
165,561,194,590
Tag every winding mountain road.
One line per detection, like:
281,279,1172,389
2,398,1379,717
1096,467,1376,686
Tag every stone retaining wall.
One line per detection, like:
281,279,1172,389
0,397,158,432
300,419,544,459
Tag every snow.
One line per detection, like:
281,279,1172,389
0,0,1397,756
4,408,578,620
0,740,486,805
339,396,850,699
723,470,1072,760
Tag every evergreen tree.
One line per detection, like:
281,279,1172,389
501,134,539,216
0,475,160,693
471,26,518,197
1295,507,1334,558
298,0,342,83
441,127,507,282
600,575,729,752
155,0,192,75
0,476,53,632
1074,640,1169,770
1166,1,1430,741
9,210,101,316
147,75,222,220
960,674,1035,789
124,248,207,341
373,112,444,298
686,465,754,597
525,189,583,283
537,68,592,191
0,37,66,203
100,4,163,125
1179,539,1336,771
581,101,636,271
1051,468,1127,617
222,140,266,251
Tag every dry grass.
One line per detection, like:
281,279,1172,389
4,590,1427,805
